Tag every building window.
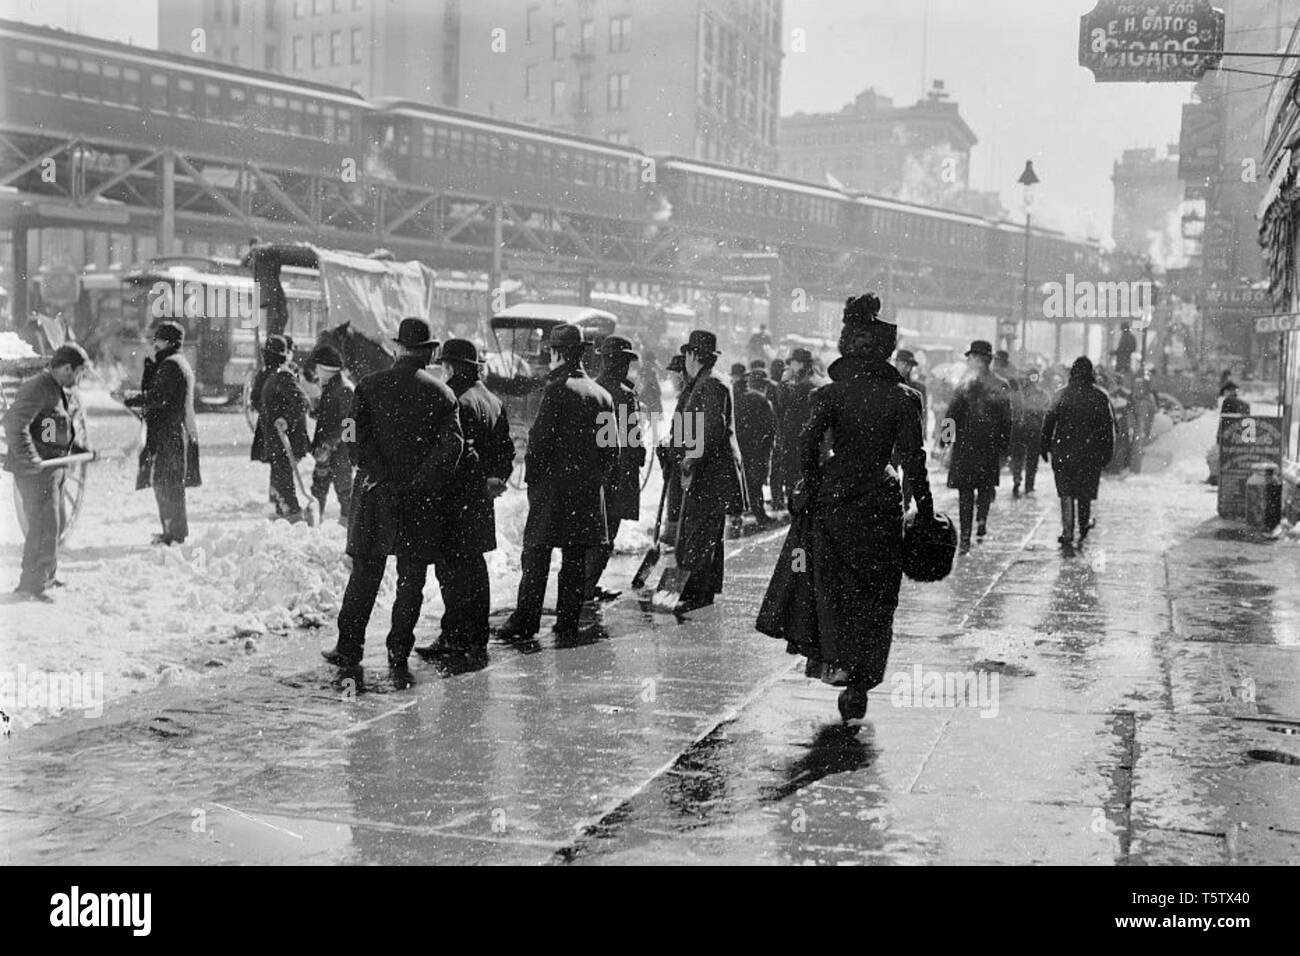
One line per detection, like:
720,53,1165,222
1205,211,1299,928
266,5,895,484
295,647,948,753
265,44,279,71
551,78,566,114
607,71,629,110
524,63,536,99
330,30,343,65
577,73,591,111
333,0,342,11
525,6,539,43
351,27,363,64
214,45,224,61
231,1,240,27
313,0,324,14
292,35,304,70
609,131,630,145
231,45,240,63
267,2,277,27
312,33,323,68
214,0,223,22
553,22,565,59
579,19,594,53
610,15,630,52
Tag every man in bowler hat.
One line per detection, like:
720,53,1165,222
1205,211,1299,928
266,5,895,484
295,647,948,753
498,324,619,641
323,318,464,687
942,340,1012,553
307,343,354,521
415,338,515,666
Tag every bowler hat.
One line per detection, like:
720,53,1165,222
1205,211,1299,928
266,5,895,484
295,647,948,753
1220,380,1239,394
547,324,584,350
600,335,639,361
667,354,686,374
746,368,769,386
153,320,185,346
965,340,993,359
749,359,767,370
262,334,290,358
393,317,438,349
730,362,747,377
439,338,483,365
682,329,719,356
50,343,90,369
994,349,1010,362
788,347,813,365
309,344,343,369
895,349,917,366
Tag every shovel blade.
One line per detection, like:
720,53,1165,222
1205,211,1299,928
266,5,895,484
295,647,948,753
650,566,691,613
630,545,661,591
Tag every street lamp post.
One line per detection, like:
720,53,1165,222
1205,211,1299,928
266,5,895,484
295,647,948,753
1018,161,1039,361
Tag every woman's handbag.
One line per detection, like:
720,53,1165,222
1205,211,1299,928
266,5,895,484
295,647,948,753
902,510,958,582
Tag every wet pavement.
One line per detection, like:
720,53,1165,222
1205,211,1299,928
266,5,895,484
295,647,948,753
3,460,1300,865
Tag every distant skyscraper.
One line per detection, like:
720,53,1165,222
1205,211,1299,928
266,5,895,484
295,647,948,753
456,0,783,170
157,0,461,105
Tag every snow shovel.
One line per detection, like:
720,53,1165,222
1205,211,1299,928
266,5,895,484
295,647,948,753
274,418,320,527
650,471,693,612
631,472,670,591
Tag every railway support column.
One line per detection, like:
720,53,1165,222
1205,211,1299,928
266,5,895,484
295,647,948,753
488,201,503,307
11,218,30,330
158,149,175,257
768,254,785,340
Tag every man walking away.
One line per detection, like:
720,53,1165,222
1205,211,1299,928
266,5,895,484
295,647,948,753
498,325,618,641
943,340,1012,554
126,321,198,545
1220,380,1250,416
259,335,311,522
736,367,776,526
584,335,645,604
323,319,463,688
1011,366,1052,498
307,344,354,522
416,338,514,666
779,348,819,512
3,344,91,600
1042,356,1115,547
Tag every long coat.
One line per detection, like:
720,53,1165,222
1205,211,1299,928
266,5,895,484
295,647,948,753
667,370,745,517
261,366,310,461
945,371,1012,489
346,355,464,560
596,370,646,521
248,366,273,462
736,388,776,483
757,353,929,688
131,348,196,488
311,372,355,455
1041,380,1115,500
780,376,818,487
444,371,515,554
522,362,618,549
3,370,86,475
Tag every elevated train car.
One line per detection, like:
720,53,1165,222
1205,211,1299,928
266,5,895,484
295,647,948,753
371,100,649,221
0,18,367,176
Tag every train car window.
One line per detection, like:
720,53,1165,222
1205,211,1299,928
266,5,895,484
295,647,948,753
59,57,78,98
541,145,553,177
121,66,141,107
78,60,101,101
13,48,36,92
522,141,537,176
175,77,196,116
203,82,221,118
422,126,435,158
306,100,322,138
336,107,352,143
148,73,169,111
448,129,463,164
488,136,504,170
476,133,490,168
322,104,336,139
287,98,303,135
101,63,122,104
35,51,58,93
228,85,246,124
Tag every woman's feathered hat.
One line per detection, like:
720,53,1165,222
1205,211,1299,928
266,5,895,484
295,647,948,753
843,292,886,326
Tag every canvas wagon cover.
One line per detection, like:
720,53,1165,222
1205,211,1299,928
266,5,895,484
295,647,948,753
315,248,437,349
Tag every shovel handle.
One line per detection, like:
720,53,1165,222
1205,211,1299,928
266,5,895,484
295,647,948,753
37,451,96,470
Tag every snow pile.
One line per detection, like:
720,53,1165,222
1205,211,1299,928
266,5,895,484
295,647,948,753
0,331,38,361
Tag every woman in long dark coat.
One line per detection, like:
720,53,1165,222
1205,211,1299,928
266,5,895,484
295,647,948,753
1041,356,1115,546
756,294,934,724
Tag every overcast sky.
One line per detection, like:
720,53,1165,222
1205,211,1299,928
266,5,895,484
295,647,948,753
2,0,1201,241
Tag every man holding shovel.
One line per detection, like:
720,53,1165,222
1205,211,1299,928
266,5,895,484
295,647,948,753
260,334,311,523
3,344,92,601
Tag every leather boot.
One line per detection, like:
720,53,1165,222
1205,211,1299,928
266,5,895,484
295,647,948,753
1058,496,1075,545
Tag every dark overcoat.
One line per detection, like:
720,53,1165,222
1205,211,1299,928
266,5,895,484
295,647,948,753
261,366,310,461
3,370,86,475
668,370,745,517
1041,381,1115,500
595,370,646,521
249,366,273,462
945,371,1012,489
757,353,930,689
780,376,818,486
312,372,355,455
346,355,464,560
444,372,515,554
522,363,618,548
736,389,775,481
133,348,195,487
